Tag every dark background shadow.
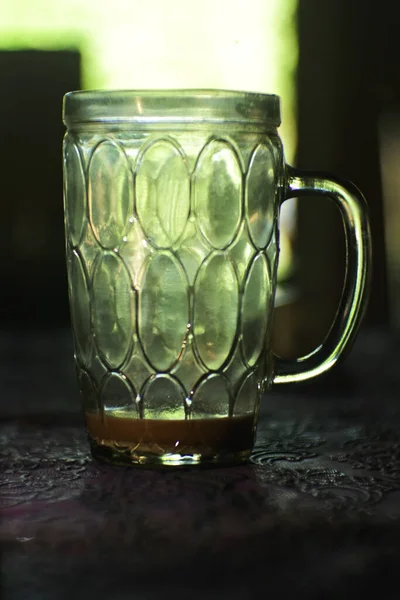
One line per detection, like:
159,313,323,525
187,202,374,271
0,50,80,329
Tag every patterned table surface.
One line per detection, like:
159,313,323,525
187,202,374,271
1,329,400,599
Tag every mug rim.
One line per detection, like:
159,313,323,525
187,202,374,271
63,89,281,128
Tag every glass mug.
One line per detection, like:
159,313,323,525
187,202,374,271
62,90,371,467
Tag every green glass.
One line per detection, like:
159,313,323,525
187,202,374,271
62,90,371,467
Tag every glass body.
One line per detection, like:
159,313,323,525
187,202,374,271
63,90,370,466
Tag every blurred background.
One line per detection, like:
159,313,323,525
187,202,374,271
0,0,398,361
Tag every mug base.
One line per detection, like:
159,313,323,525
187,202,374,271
90,438,251,468
85,411,256,468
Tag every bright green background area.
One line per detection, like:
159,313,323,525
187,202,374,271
1,0,297,160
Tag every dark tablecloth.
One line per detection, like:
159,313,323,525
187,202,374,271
1,329,400,599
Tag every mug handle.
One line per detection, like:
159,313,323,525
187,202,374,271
273,165,372,384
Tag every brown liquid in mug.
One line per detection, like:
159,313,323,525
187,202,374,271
86,412,255,457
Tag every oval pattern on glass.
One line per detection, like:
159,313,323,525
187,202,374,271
139,252,188,372
174,220,209,286
228,223,256,286
194,252,239,371
246,142,276,248
136,140,190,248
101,372,136,414
92,252,134,369
194,140,242,249
241,253,271,367
78,369,98,413
171,340,207,397
64,141,86,247
142,374,186,420
89,140,132,249
234,372,259,416
191,374,231,418
68,249,91,366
